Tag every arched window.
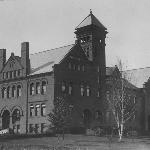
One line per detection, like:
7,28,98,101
17,85,21,97
12,85,16,97
7,86,11,98
2,87,7,98
86,85,91,96
61,81,66,92
80,84,84,96
30,105,34,116
41,81,46,94
41,104,46,116
35,104,40,116
68,82,73,95
12,109,21,124
30,83,34,95
36,82,40,94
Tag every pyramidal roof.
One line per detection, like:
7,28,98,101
75,11,106,30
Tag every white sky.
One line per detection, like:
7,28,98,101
0,0,150,70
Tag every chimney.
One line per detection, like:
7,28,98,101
0,49,6,72
21,42,30,76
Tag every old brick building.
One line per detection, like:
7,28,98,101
0,11,108,134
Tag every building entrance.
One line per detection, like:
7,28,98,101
2,110,10,129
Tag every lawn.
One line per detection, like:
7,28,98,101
0,134,150,150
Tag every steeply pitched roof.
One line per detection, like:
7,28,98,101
29,44,74,75
125,67,150,88
106,67,116,76
75,12,106,30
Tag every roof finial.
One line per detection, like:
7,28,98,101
90,9,92,14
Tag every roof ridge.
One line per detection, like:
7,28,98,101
125,66,150,72
30,44,74,56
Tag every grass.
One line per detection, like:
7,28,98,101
0,134,150,149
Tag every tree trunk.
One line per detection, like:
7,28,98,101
118,123,123,141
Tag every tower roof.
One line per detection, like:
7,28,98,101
75,11,106,30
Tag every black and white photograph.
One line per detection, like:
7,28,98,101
0,0,150,149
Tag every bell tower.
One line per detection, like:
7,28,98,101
75,10,107,65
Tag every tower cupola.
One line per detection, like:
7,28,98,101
75,11,107,62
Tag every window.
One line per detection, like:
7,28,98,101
73,64,76,70
35,104,40,116
35,124,39,134
80,84,84,96
12,86,16,97
82,65,85,72
17,70,21,77
17,125,20,133
97,66,100,72
14,70,17,78
17,85,21,97
30,105,34,116
98,76,100,84
41,123,46,133
68,62,71,69
68,83,73,95
61,81,66,92
6,72,8,79
86,85,91,96
36,82,40,94
7,86,11,98
134,96,136,104
30,83,34,95
29,124,34,133
41,104,46,116
41,81,46,94
10,71,13,79
95,111,103,122
106,91,110,101
77,65,80,71
2,87,7,98
3,72,6,79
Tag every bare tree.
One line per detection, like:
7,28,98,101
106,60,137,141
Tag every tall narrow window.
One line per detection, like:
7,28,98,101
41,104,46,116
30,105,34,116
68,62,71,70
41,81,46,94
14,70,17,78
80,84,84,96
68,83,73,95
77,65,80,71
12,86,16,97
86,85,91,96
61,81,66,92
7,86,11,98
41,123,46,133
6,72,8,79
97,66,100,72
3,72,6,79
36,82,40,94
17,85,21,97
82,65,85,72
35,124,39,133
35,104,40,116
2,87,7,98
10,71,13,79
17,69,21,77
30,83,34,95
29,124,34,133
